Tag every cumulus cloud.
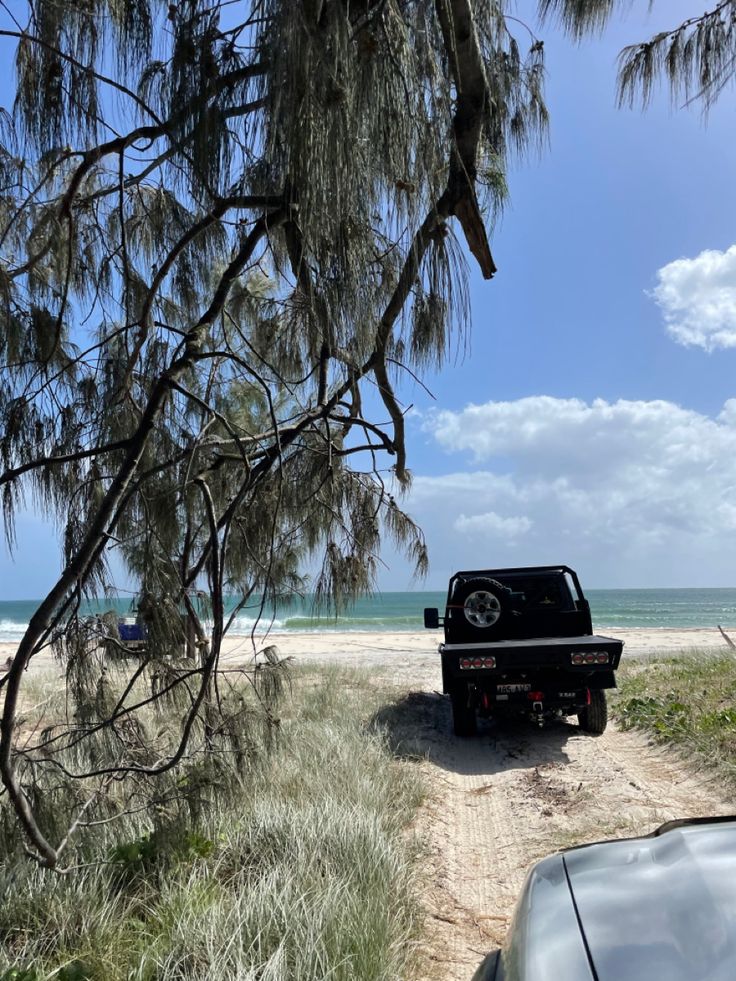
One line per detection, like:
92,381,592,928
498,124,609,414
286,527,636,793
403,396,736,587
428,396,722,475
454,512,532,539
651,245,736,351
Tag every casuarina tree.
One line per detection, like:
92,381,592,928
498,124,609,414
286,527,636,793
0,0,552,866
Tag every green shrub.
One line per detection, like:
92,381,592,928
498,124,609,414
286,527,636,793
618,693,691,738
614,653,736,785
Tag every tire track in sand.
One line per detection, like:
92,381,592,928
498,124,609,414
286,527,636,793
376,689,734,981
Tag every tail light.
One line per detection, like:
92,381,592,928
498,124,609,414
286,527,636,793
527,691,545,701
459,656,496,670
571,651,610,665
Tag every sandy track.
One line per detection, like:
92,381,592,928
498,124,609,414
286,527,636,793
374,686,734,981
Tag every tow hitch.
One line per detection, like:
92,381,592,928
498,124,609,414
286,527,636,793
528,691,545,727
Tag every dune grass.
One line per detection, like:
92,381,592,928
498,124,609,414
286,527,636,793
0,666,425,981
614,650,736,786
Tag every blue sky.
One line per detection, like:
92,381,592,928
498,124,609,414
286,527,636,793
2,1,736,596
385,1,736,591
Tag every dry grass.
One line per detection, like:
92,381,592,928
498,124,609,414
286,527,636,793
0,665,426,981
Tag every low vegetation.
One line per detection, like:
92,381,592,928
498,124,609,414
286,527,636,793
0,666,425,981
614,651,736,785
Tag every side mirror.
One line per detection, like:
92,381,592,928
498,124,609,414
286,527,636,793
424,607,440,629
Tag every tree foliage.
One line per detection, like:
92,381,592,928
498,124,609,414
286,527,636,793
542,0,736,110
0,0,552,865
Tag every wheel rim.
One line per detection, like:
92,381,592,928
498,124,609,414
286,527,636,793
463,590,501,627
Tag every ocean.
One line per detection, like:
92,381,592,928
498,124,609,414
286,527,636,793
1,588,736,642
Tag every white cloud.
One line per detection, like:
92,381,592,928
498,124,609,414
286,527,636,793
651,245,736,351
402,396,736,587
427,396,722,475
454,511,532,539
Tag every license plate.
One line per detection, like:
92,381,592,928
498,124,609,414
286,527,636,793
497,683,531,693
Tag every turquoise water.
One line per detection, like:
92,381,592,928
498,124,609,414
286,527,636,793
2,588,736,641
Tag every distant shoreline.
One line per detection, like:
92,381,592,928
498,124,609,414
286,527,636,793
4,586,736,641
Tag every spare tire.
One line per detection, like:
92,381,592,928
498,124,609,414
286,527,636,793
449,577,508,633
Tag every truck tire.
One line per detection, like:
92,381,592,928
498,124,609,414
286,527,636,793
451,577,507,631
450,684,477,737
578,690,607,735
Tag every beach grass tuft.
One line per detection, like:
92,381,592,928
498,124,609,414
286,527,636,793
0,666,425,981
614,651,736,785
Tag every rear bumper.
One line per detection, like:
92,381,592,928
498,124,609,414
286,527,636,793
483,684,599,712
451,675,608,718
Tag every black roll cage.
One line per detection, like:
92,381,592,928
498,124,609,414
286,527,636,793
446,565,586,603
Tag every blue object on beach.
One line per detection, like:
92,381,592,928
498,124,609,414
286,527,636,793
119,622,146,642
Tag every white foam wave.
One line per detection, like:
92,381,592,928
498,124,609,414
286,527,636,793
224,615,285,636
0,619,29,643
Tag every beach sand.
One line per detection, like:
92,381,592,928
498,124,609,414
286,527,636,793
1,625,733,684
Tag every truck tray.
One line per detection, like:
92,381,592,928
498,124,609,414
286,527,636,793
440,634,622,653
440,634,623,671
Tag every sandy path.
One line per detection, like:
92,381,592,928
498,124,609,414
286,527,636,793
375,676,734,981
